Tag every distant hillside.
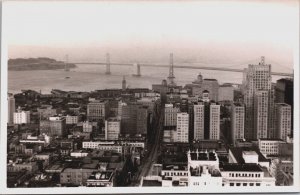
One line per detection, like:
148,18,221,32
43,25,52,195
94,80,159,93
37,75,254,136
8,57,76,71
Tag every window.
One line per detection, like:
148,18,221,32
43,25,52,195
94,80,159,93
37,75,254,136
250,183,254,186
230,183,234,186
256,183,260,186
243,183,247,186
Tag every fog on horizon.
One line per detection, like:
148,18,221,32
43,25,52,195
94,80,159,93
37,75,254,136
4,0,298,72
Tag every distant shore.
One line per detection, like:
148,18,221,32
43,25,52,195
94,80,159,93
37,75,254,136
8,57,76,71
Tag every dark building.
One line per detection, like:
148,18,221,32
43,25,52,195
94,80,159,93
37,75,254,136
275,78,293,131
121,103,148,135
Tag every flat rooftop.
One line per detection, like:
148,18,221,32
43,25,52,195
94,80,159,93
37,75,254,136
221,163,263,172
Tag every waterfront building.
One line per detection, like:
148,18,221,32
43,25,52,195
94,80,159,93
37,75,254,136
66,114,79,124
258,139,285,156
164,104,180,127
193,103,205,140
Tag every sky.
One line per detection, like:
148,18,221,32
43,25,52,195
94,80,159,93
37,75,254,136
3,0,299,70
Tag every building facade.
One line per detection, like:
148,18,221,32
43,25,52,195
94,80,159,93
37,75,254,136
231,103,245,144
105,118,121,140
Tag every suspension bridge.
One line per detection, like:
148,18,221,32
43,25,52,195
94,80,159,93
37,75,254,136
63,53,294,77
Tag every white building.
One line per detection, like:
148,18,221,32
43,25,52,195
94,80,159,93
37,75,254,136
194,103,205,140
258,139,285,156
82,121,94,133
105,118,120,140
231,103,245,144
275,103,291,141
209,103,220,140
175,113,189,143
13,110,30,124
66,115,79,124
221,164,275,187
188,150,222,187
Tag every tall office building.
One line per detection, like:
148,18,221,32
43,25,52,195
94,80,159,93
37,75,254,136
231,103,245,143
87,101,108,122
7,93,15,124
192,101,220,140
121,103,148,135
254,90,269,139
164,104,180,127
105,118,120,140
121,104,138,135
176,112,189,143
209,103,220,140
275,78,293,131
193,103,205,140
243,57,273,139
275,103,291,141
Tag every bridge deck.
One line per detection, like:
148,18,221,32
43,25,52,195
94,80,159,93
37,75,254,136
68,62,293,77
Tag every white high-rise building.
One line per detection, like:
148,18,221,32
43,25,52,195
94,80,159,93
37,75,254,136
275,103,291,141
231,103,245,143
14,110,30,124
176,112,189,143
243,57,272,139
7,93,15,124
254,90,269,139
105,118,121,140
209,103,220,140
194,103,205,140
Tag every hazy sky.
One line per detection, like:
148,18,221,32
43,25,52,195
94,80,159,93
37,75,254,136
4,0,299,69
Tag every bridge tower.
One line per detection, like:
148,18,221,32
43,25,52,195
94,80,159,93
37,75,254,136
132,63,141,77
167,53,176,86
105,53,111,75
64,54,69,71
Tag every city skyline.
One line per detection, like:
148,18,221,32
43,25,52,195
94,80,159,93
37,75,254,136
2,0,298,193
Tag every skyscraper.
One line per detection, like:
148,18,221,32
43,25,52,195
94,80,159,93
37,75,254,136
105,118,121,140
193,103,205,140
275,103,291,141
164,104,180,127
176,112,189,142
231,103,245,144
7,93,15,124
193,101,220,141
209,103,220,140
243,57,272,139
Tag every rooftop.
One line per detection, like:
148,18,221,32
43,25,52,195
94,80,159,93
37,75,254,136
229,147,269,164
189,151,217,161
221,163,263,172
87,171,113,181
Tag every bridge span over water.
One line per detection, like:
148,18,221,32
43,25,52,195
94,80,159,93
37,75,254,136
66,61,293,77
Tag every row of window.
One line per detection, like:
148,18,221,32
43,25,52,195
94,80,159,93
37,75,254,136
229,182,261,186
229,173,261,178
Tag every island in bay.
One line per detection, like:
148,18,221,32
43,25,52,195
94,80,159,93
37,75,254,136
8,57,76,71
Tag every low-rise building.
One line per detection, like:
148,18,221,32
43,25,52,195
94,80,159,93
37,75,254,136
86,171,115,187
258,139,285,156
